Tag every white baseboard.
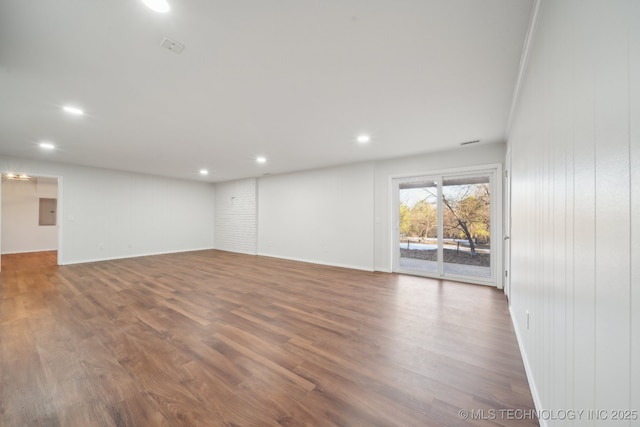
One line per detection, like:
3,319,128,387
257,252,374,272
1,248,58,255
509,306,547,427
59,247,215,265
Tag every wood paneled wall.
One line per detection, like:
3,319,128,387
507,0,639,425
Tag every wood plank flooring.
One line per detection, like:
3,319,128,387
1,250,58,272
0,250,538,426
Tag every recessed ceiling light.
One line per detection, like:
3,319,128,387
39,142,55,150
63,105,84,116
256,156,267,164
199,169,209,176
142,0,170,13
356,134,371,144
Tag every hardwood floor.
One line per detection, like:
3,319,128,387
1,250,58,272
0,250,538,426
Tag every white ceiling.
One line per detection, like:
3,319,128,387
0,0,533,182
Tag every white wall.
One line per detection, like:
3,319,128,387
507,0,638,425
1,178,58,254
373,142,506,272
258,162,375,270
0,156,215,264
212,144,505,271
214,178,257,255
215,144,504,272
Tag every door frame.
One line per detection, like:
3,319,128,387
504,148,512,300
0,173,63,271
390,163,503,288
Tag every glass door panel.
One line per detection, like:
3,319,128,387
398,179,440,275
441,175,491,279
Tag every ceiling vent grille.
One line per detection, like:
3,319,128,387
460,139,480,146
160,37,185,54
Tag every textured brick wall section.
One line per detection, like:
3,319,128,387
214,178,257,255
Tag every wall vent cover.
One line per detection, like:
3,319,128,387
160,37,185,54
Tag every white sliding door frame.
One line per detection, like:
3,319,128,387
391,163,503,288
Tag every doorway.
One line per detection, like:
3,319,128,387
1,174,61,271
393,166,502,287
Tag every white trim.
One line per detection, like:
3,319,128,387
436,176,444,276
257,252,374,272
217,248,258,256
59,247,215,265
387,163,503,182
494,164,504,289
395,267,496,287
505,0,543,137
504,146,512,300
371,164,377,272
509,306,547,427
57,176,64,265
252,177,258,256
387,175,395,271
0,172,63,267
1,248,58,255
390,164,503,287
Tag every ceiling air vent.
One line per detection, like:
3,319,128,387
460,139,480,146
160,37,185,54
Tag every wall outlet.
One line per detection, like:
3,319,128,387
127,242,132,248
98,243,104,249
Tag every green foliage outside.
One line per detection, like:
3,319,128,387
400,199,437,238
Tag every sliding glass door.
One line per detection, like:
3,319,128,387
398,178,441,275
441,175,491,279
394,168,498,286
